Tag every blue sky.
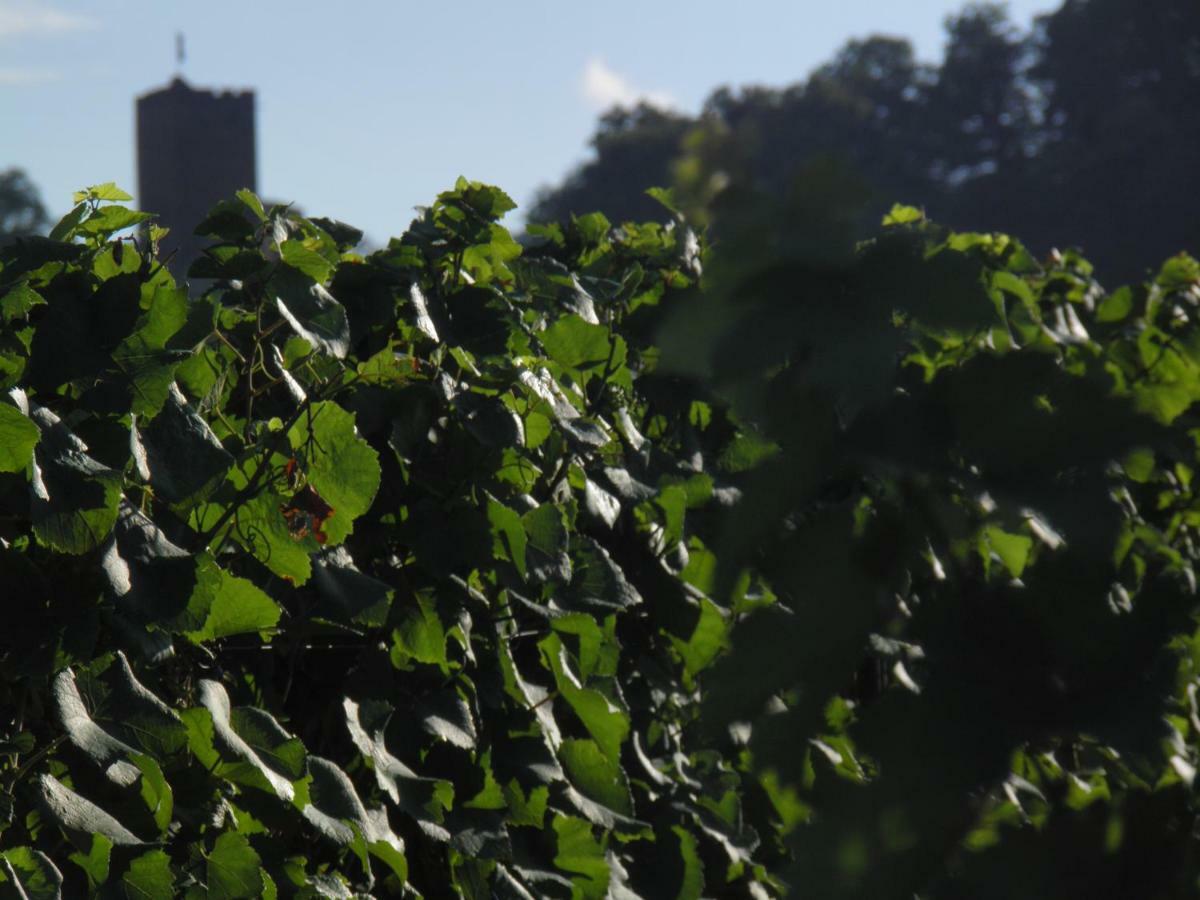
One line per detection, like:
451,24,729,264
2,0,1058,244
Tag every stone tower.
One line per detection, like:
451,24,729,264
136,77,256,276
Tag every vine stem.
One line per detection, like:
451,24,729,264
7,735,66,790
210,328,247,364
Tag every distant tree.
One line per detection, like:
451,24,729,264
526,103,691,224
533,0,1199,282
1029,0,1200,280
0,168,49,238
918,3,1037,238
796,36,933,205
536,36,940,234
669,36,934,242
924,4,1029,181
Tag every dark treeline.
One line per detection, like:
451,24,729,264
530,0,1200,284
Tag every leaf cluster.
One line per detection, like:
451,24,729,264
0,181,774,897
4,176,1200,898
670,201,1200,897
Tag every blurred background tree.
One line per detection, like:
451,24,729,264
1026,0,1200,278
531,0,1200,284
528,104,692,225
0,168,49,240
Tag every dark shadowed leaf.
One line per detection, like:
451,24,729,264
561,537,642,613
34,774,145,847
102,503,195,629
273,268,351,359
68,652,187,758
301,755,407,884
418,689,477,750
343,698,454,840
26,404,122,555
53,667,143,787
312,548,392,627
197,680,296,802
137,384,233,504
523,503,572,584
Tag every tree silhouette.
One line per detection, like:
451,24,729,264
0,168,49,239
1028,0,1200,277
527,104,691,224
532,0,1200,283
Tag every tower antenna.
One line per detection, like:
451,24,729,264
175,33,185,72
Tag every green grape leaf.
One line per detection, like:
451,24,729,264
205,833,263,900
669,598,729,681
487,497,528,579
280,240,335,284
0,403,38,473
539,634,629,762
982,525,1034,579
122,850,174,900
540,315,626,386
131,754,173,834
559,738,634,817
74,182,133,203
229,707,307,780
391,594,448,671
552,815,609,900
111,283,189,418
180,554,281,642
287,401,381,546
68,833,112,888
80,205,153,238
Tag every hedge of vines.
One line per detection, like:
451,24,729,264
0,181,775,899
0,180,1198,898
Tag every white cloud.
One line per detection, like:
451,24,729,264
581,58,676,112
0,2,94,40
0,66,60,85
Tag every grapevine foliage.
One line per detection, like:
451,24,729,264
0,180,1198,898
665,199,1200,897
0,181,770,898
